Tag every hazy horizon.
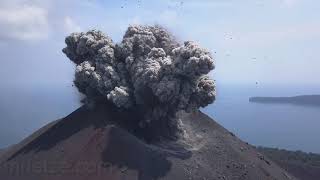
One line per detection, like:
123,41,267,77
1,84,320,153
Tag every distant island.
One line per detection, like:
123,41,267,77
249,95,320,106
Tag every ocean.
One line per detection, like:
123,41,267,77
203,84,320,153
1,84,320,153
0,85,81,149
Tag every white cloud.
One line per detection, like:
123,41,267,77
63,16,81,34
0,4,49,41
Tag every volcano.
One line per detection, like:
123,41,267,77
0,102,296,180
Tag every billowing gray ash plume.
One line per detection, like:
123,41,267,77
63,25,215,141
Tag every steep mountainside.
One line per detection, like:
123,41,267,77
0,103,297,180
258,147,320,180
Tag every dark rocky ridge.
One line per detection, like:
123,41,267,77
257,147,320,180
0,103,297,180
249,95,320,107
0,149,4,157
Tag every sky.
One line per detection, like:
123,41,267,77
0,0,320,89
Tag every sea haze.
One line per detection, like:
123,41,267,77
0,84,319,153
203,84,320,153
0,85,81,148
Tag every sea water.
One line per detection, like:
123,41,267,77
1,84,320,153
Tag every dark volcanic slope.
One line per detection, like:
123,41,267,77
258,147,320,180
249,95,320,106
0,149,4,157
0,103,297,180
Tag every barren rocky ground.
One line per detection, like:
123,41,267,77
0,103,297,180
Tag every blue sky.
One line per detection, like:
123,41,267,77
0,0,319,89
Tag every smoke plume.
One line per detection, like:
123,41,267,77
63,25,216,140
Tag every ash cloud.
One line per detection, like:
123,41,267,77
63,25,216,140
